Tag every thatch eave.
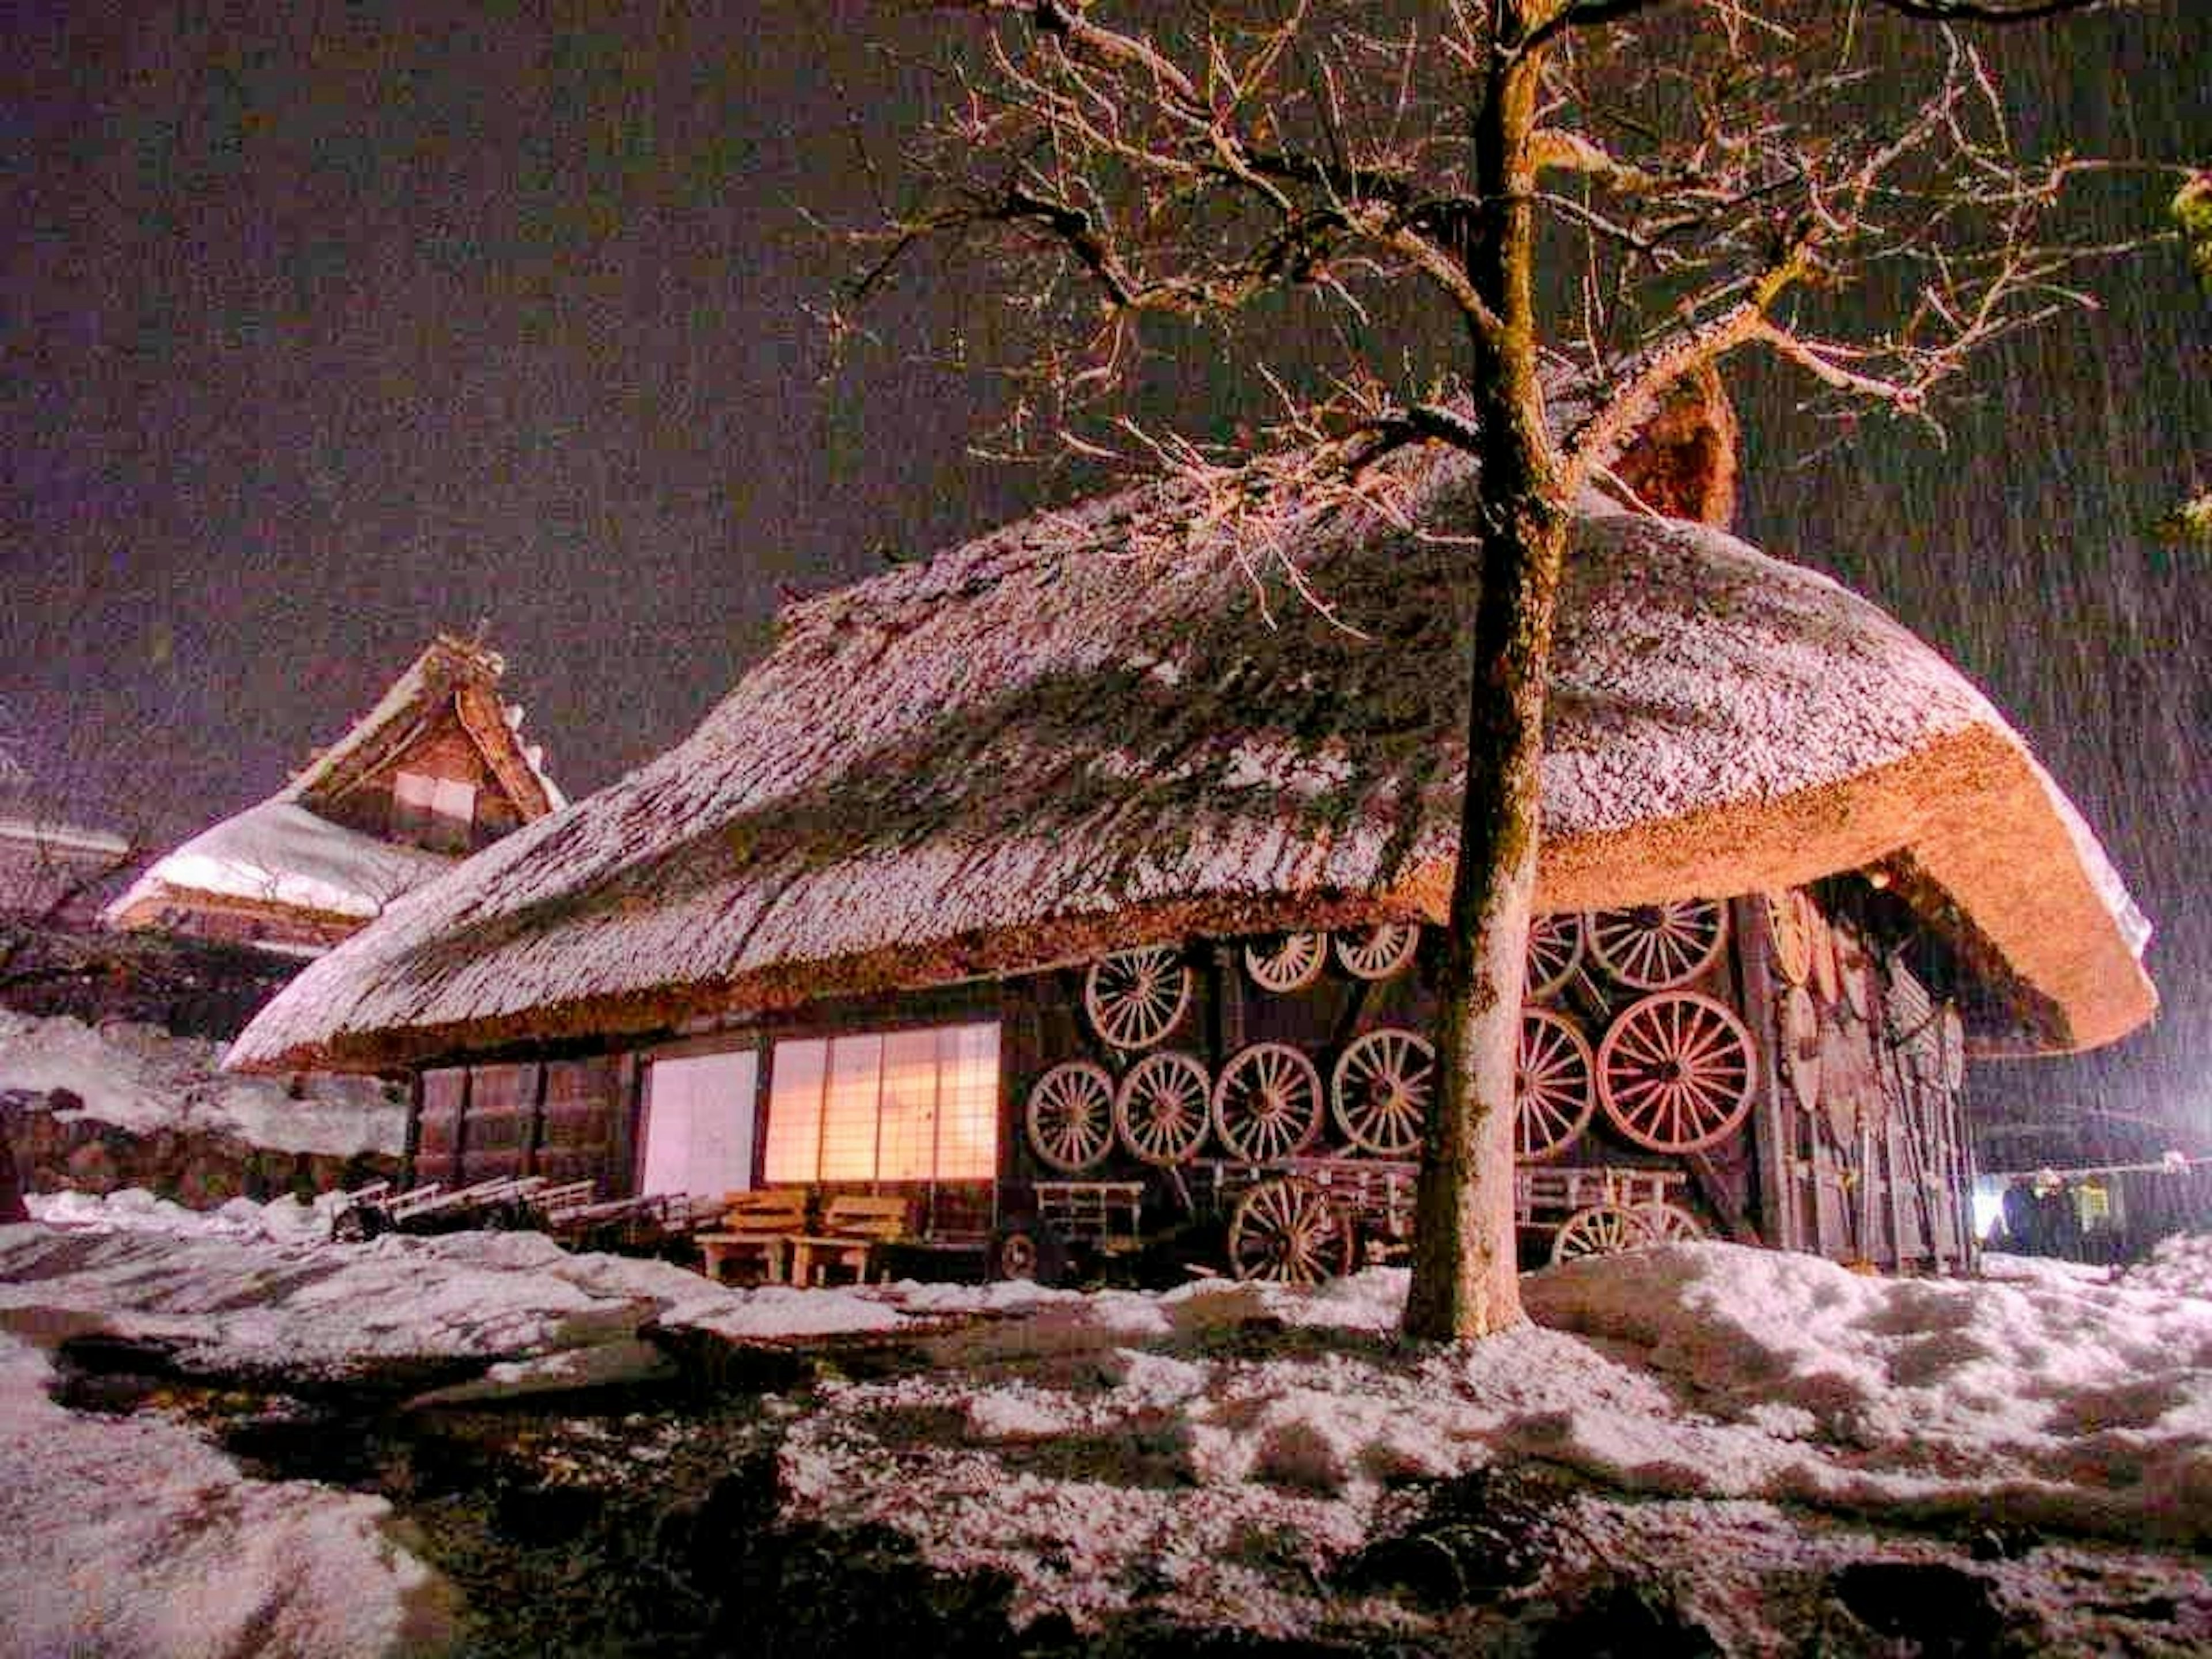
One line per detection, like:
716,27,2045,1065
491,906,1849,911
225,485,2154,1077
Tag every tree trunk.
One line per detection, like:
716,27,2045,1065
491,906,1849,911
1400,12,1567,1342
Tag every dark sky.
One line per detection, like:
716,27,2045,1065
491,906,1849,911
3,3,2206,1141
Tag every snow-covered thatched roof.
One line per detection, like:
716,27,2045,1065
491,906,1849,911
109,634,565,945
227,460,2154,1074
108,799,453,930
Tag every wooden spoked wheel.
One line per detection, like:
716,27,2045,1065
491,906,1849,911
1836,930,1873,1021
1330,1027,1435,1157
1113,1050,1213,1166
1808,908,1840,1006
1516,1006,1596,1163
1525,912,1585,1001
1550,1203,1650,1264
1588,900,1729,990
1333,922,1421,982
1781,985,1822,1112
1766,891,1815,986
1211,1043,1325,1162
1636,1202,1707,1245
1596,991,1757,1153
1024,1062,1115,1173
1244,932,1327,994
1084,946,1192,1050
1227,1177,1356,1283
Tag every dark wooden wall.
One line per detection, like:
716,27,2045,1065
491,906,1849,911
397,881,1980,1272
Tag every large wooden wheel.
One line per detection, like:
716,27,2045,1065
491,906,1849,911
1836,929,1873,1021
1330,1027,1435,1157
1211,1042,1324,1162
1227,1177,1356,1283
1588,900,1729,990
1550,1203,1651,1264
1596,991,1757,1153
1025,1062,1116,1172
1636,1202,1708,1245
1525,912,1585,1001
1808,908,1840,1006
1765,891,1815,986
1084,946,1192,1050
1781,985,1823,1112
1333,922,1421,982
1113,1050,1213,1166
1244,932,1327,994
1516,1006,1596,1164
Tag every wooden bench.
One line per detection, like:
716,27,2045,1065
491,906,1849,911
696,1189,810,1284
786,1195,912,1286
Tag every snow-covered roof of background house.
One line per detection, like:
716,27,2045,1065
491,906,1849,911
107,799,453,928
107,634,566,943
226,456,2156,1074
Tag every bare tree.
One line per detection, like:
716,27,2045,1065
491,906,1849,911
839,0,2179,1338
2164,168,2211,543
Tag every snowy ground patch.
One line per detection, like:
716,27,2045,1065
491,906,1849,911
3,1204,2208,1653
777,1245,2212,1637
0,1325,450,1658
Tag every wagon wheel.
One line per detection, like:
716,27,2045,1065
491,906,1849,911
1765,891,1815,986
1331,1027,1435,1157
1244,932,1327,994
1113,1050,1213,1166
1084,946,1192,1050
1596,991,1757,1153
1781,985,1823,1112
1588,900,1729,990
1024,1062,1115,1172
1525,912,1586,1001
1211,1043,1325,1162
1636,1202,1708,1245
1808,907,1840,1006
1836,930,1873,1021
1938,1003,1966,1092
1550,1203,1652,1264
1516,1006,1596,1164
1333,922,1421,982
1227,1177,1356,1283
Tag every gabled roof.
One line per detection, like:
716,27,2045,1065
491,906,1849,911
290,634,565,819
226,461,2154,1074
108,634,564,940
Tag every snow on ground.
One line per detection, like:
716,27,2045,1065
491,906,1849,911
3,1194,2209,1653
0,1009,403,1155
0,1324,450,1658
775,1249,2212,1635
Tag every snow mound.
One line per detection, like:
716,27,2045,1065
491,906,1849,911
0,1010,403,1156
2120,1230,2212,1298
0,1331,449,1657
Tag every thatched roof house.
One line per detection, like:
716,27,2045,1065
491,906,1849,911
112,635,565,956
227,451,2153,1076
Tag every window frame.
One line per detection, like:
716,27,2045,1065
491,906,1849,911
762,1019,1001,1185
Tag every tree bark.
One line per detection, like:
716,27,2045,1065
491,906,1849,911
1400,11,1567,1342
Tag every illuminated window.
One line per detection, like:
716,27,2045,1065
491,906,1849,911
392,770,476,851
763,1022,999,1183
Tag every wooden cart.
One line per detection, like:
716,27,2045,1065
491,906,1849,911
1191,1156,1706,1283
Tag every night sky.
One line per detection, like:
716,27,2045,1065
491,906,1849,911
3,3,2206,1142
